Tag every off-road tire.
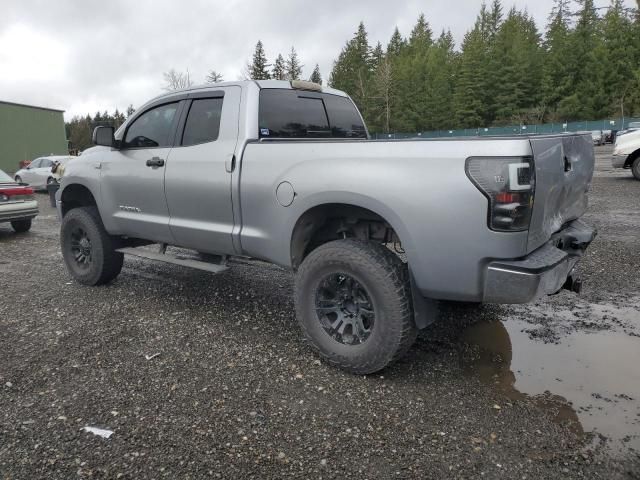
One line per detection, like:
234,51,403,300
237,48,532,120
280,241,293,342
295,239,417,374
10,219,32,233
61,206,123,285
632,157,640,181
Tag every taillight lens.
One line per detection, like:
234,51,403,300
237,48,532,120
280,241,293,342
465,156,535,232
0,186,35,203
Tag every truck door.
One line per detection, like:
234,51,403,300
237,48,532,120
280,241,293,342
164,87,240,254
99,101,181,244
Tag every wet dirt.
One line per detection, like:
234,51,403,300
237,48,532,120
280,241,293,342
460,297,640,457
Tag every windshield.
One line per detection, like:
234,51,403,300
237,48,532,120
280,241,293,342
0,169,15,183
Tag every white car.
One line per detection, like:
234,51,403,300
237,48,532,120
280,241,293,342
612,128,640,180
591,130,604,146
14,156,73,190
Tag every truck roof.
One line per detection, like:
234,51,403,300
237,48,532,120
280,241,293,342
147,80,348,107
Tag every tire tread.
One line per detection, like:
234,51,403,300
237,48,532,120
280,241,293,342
295,239,417,374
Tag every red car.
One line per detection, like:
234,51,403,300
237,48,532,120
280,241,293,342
0,169,38,233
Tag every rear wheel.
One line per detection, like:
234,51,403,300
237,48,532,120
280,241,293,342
632,157,640,181
14,175,22,183
10,218,32,233
47,176,56,186
295,239,417,374
61,207,123,285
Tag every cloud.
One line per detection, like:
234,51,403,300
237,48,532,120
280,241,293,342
0,0,634,119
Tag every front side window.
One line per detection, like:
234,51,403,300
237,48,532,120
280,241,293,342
181,98,224,146
29,159,42,168
41,159,54,168
124,102,179,148
259,90,330,138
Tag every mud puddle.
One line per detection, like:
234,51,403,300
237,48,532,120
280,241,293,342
461,299,640,457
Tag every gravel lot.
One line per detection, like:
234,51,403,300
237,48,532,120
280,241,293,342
1,145,639,479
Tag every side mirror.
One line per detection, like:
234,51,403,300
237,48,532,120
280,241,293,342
92,126,115,147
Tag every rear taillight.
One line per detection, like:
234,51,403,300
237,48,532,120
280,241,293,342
465,156,535,232
0,186,35,203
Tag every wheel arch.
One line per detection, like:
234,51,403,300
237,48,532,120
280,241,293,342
626,148,640,168
59,183,99,217
289,195,414,270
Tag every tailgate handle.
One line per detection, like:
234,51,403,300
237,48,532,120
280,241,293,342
564,155,572,172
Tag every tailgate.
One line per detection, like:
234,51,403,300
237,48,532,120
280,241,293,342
527,134,595,252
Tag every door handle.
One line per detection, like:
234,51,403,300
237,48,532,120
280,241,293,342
146,157,165,167
225,154,236,173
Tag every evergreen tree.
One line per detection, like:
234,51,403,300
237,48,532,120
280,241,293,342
408,13,433,50
453,16,489,127
286,47,303,80
565,0,601,118
249,41,270,80
387,27,406,57
272,54,287,80
493,8,543,123
329,22,373,120
423,31,456,130
371,42,385,69
309,64,322,85
598,0,636,118
542,0,573,119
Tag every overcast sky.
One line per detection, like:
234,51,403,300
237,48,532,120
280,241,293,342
0,0,634,119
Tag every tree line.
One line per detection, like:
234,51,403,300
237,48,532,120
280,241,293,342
65,107,134,152
329,0,640,133
66,0,640,149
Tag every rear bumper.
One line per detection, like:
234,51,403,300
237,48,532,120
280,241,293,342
0,201,39,223
483,219,596,304
612,154,628,168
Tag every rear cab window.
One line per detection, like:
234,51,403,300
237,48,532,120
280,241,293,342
259,89,367,140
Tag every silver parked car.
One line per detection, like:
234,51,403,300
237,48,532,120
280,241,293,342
14,156,73,190
0,169,38,232
591,130,604,146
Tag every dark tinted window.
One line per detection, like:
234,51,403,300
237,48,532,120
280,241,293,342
181,98,223,146
124,102,179,148
323,95,367,138
259,90,330,138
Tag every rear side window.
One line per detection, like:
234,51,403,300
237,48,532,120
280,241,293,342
323,95,367,138
181,97,224,146
124,102,179,148
259,90,330,138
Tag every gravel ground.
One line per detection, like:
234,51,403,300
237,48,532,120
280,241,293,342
1,146,639,479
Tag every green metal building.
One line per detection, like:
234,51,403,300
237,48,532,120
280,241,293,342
0,100,68,174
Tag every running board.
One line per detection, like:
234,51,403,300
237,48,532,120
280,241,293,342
116,247,229,274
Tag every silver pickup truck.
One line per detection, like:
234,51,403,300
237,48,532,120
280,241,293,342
57,80,596,374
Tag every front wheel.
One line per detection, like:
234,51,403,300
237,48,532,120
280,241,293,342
295,239,417,374
61,207,123,285
11,218,32,233
632,157,640,181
